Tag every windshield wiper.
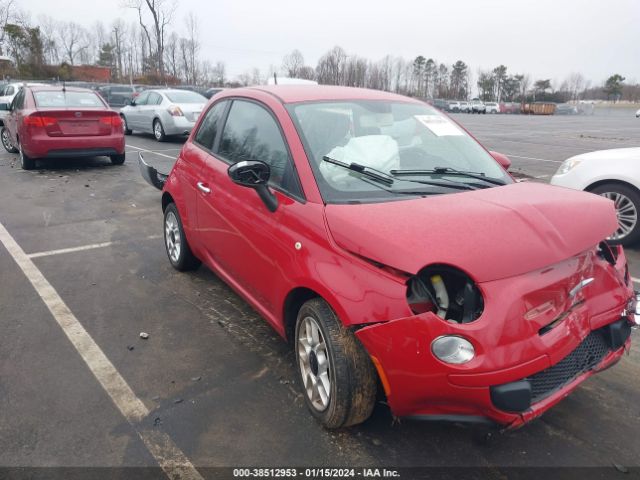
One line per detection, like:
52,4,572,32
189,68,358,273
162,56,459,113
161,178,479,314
323,156,474,191
323,156,393,185
390,167,507,186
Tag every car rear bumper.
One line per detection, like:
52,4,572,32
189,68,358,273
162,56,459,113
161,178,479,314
22,134,125,159
162,116,196,136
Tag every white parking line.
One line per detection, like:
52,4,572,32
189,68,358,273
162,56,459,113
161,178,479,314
632,277,639,285
27,235,162,259
126,144,179,160
0,221,202,480
503,153,563,163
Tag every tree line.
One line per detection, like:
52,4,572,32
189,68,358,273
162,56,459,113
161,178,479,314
0,0,637,102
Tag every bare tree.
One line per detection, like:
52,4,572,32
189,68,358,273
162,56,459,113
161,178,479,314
183,12,199,83
164,31,179,79
58,21,88,65
282,49,304,77
212,61,226,86
37,14,59,64
316,46,347,85
0,0,16,55
126,0,175,79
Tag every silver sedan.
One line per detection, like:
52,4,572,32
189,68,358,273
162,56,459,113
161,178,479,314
120,89,207,141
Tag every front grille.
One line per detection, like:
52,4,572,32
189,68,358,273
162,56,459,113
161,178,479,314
528,331,610,403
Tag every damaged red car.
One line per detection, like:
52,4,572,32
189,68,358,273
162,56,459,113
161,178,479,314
140,85,639,429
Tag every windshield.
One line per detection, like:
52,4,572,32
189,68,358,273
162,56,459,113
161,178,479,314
287,100,512,203
165,90,206,103
34,91,105,108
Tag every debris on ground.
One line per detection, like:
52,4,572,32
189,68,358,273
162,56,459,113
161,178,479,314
174,398,184,404
139,332,149,339
191,376,201,382
127,345,134,351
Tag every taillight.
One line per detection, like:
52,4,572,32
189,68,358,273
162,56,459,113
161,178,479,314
24,115,58,128
99,116,123,129
167,105,184,116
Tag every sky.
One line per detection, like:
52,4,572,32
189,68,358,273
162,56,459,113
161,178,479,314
22,0,640,86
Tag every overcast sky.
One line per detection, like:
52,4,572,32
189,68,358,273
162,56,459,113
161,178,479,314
22,0,640,85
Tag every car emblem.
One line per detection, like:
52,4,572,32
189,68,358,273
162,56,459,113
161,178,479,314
75,112,82,118
569,278,594,298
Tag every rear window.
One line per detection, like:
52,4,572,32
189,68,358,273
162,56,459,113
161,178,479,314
34,91,105,108
165,91,206,103
111,86,134,93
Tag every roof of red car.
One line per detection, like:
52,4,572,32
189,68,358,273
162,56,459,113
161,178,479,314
244,85,422,104
28,85,95,93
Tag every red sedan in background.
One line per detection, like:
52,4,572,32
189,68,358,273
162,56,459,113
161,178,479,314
1,85,125,169
140,85,638,429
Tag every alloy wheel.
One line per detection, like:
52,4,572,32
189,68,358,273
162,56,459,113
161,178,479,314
1,129,13,151
165,211,182,263
297,316,331,411
601,191,638,240
154,122,163,140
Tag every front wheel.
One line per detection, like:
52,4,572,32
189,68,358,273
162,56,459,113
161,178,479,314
163,203,201,271
1,127,17,153
591,183,640,246
295,298,377,429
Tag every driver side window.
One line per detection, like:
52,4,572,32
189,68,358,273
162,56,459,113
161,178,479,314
135,92,149,106
11,89,24,111
218,100,303,198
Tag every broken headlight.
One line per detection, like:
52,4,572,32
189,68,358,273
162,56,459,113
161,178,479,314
407,265,484,323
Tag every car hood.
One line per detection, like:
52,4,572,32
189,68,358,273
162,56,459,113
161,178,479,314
567,147,640,163
324,182,617,282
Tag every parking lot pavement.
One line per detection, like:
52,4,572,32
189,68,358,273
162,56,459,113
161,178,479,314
0,118,639,475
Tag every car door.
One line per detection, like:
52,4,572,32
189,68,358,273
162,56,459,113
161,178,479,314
128,91,149,129
196,99,305,316
141,92,162,133
5,88,25,145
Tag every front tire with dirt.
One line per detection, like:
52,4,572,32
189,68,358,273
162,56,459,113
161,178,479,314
295,298,377,429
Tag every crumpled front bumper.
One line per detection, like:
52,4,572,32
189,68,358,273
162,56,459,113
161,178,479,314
355,248,636,428
356,311,633,428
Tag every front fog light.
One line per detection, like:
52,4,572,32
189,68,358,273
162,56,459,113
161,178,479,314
431,336,475,364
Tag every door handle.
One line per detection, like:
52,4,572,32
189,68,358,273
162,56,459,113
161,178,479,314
197,182,211,194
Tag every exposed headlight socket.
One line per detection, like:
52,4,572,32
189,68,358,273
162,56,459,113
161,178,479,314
407,265,484,323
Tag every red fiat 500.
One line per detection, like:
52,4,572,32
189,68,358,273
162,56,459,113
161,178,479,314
140,85,638,429
1,85,125,169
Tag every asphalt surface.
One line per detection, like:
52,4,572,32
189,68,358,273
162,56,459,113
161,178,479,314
0,110,639,477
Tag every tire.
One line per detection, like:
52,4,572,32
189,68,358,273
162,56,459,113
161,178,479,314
295,298,377,429
1,127,17,153
121,115,132,135
591,183,640,246
18,139,35,170
163,203,200,271
153,119,166,142
110,153,126,165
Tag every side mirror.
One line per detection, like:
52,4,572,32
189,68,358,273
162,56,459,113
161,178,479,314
490,151,511,170
129,99,136,106
228,160,278,212
0,103,9,111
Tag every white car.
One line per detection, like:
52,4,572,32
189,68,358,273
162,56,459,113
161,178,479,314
119,89,207,141
0,82,45,125
550,148,640,245
636,108,639,118
485,102,500,114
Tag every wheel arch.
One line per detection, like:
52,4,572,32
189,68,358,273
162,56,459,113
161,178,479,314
161,191,175,212
585,178,640,195
283,287,321,344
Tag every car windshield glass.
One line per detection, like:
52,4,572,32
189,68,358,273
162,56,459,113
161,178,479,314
287,100,512,203
165,91,206,103
34,91,104,108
